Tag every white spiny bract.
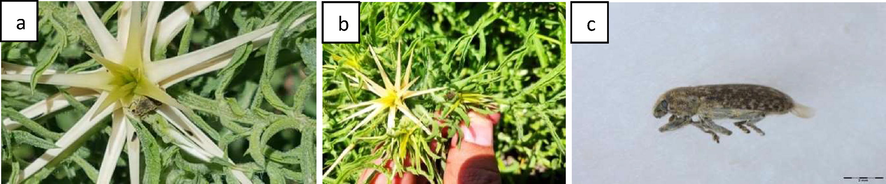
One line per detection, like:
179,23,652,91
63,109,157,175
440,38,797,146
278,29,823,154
0,2,312,183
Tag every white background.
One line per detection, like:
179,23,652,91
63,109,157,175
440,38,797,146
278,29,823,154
1,2,37,41
573,3,886,184
321,2,359,43
572,2,608,43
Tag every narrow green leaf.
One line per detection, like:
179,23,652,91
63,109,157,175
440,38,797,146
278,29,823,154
66,59,100,73
99,2,122,24
203,4,220,28
10,130,58,149
261,1,293,27
216,19,256,100
518,56,565,97
70,155,98,183
23,165,55,184
6,161,20,184
260,119,298,149
297,38,316,73
29,44,62,90
292,72,315,114
181,109,221,141
246,123,267,166
130,118,162,184
174,155,211,174
266,162,286,184
1,108,63,140
57,88,90,112
48,15,69,47
258,8,299,115
176,18,195,57
226,98,246,117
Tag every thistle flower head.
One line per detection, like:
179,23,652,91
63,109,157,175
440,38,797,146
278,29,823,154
83,2,189,119
340,42,444,136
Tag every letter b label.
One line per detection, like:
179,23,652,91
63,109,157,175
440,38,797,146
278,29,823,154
323,2,360,43
339,16,348,31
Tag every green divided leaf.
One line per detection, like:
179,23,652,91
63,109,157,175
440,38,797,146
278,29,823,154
131,117,162,184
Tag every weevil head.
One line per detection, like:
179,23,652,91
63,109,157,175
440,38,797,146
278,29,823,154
653,94,669,118
654,87,700,118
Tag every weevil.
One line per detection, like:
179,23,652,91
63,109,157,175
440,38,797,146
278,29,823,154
126,95,161,118
653,84,814,143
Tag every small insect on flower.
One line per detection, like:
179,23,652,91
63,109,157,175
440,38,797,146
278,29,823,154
126,95,161,118
653,84,814,143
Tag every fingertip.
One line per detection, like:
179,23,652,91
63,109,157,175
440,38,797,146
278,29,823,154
459,118,494,146
486,113,501,125
467,110,501,125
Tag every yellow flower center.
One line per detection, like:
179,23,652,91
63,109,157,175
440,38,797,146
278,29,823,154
377,89,400,107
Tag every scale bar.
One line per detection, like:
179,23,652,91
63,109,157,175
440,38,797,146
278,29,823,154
843,177,885,180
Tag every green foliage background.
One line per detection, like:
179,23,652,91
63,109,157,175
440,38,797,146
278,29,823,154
1,2,316,183
322,2,566,183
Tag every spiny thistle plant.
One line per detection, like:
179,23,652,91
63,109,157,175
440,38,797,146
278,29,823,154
2,2,316,183
323,2,566,183
323,42,444,180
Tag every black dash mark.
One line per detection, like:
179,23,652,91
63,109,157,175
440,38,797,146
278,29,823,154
876,177,885,179
845,177,853,179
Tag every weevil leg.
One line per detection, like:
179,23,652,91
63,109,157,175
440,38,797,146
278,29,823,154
692,122,720,143
744,115,766,136
734,121,751,134
659,115,690,132
747,124,765,136
700,117,732,136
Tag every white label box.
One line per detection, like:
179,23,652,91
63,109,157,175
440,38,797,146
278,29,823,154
322,2,360,43
1,1,38,42
571,1,608,44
